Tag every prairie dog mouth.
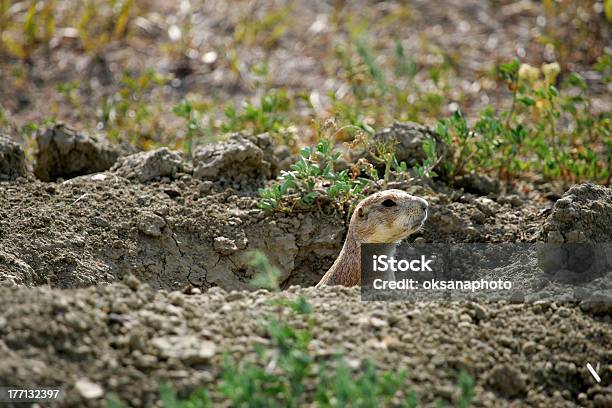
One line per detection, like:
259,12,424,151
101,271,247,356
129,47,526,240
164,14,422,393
406,211,427,231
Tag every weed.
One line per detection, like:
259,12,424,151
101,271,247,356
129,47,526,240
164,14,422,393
249,250,281,291
257,128,374,212
222,90,293,139
427,58,610,185
97,70,169,148
172,99,210,159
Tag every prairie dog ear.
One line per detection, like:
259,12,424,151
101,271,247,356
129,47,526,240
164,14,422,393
357,207,367,219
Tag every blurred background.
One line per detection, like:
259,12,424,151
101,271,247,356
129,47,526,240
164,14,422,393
0,0,610,182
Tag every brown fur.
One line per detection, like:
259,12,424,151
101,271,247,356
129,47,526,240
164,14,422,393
316,190,428,287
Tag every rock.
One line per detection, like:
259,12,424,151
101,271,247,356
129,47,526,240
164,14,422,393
486,365,527,398
498,194,523,207
0,134,29,181
75,378,104,399
593,394,612,408
541,183,612,243
34,124,127,181
193,133,271,188
124,274,142,290
556,307,571,318
111,148,184,182
138,212,166,237
580,292,612,315
151,335,216,365
214,236,238,255
469,302,488,320
522,341,537,354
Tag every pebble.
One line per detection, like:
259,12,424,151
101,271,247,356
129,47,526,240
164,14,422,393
75,378,104,399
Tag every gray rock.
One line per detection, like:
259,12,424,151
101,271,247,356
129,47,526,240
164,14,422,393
486,365,527,398
0,249,36,285
541,183,612,243
193,133,271,188
138,212,166,237
111,148,184,183
580,291,612,315
214,236,238,255
34,124,127,181
75,378,104,399
151,335,216,365
0,134,29,181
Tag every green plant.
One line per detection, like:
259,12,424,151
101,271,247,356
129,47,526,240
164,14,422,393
172,99,210,159
457,370,475,408
222,90,293,138
427,59,610,185
258,134,374,211
77,0,134,55
249,250,282,291
97,70,169,148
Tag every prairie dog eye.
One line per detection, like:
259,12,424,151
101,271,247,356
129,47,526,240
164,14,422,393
381,199,396,207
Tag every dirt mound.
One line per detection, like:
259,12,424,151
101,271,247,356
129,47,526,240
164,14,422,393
0,173,548,291
34,124,129,181
541,183,612,243
0,134,29,181
0,283,609,407
0,175,345,290
111,147,185,183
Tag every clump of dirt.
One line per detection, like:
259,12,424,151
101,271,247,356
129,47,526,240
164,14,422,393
0,134,29,181
34,124,130,181
541,183,612,243
111,147,186,183
0,283,609,407
193,133,273,189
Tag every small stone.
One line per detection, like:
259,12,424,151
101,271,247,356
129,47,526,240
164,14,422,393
213,236,238,255
198,181,213,194
593,394,612,408
487,365,527,398
510,291,525,304
167,291,185,306
580,292,612,315
151,335,216,365
75,378,104,399
557,307,571,318
225,291,245,301
469,303,488,320
547,230,564,244
522,341,537,354
138,212,166,237
111,147,183,183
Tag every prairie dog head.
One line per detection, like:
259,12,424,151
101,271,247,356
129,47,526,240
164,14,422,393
350,189,428,244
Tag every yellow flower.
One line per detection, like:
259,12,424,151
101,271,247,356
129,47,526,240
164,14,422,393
541,62,561,85
518,64,540,84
